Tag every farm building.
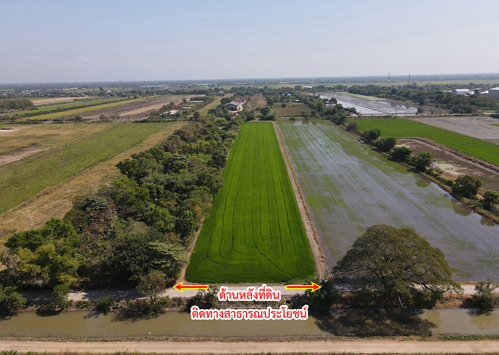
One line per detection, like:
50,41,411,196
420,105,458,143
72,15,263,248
224,100,243,111
487,87,499,100
450,89,471,96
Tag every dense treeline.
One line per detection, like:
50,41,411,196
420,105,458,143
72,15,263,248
0,98,34,110
348,85,499,113
0,118,240,290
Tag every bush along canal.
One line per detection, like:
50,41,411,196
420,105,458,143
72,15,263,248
278,121,499,281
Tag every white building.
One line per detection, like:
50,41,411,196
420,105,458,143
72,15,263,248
487,87,499,100
450,88,471,96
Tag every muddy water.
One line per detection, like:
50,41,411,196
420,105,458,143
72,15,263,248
278,121,499,281
0,309,498,337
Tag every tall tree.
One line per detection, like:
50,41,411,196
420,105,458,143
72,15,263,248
333,224,461,309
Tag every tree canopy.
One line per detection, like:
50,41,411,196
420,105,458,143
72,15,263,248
333,224,461,309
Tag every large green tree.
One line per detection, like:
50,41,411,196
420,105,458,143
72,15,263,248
4,219,80,287
333,224,461,309
452,174,482,199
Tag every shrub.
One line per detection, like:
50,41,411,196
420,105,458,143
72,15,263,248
346,121,359,132
483,190,499,211
75,300,92,309
472,279,499,311
306,278,340,311
51,284,70,310
391,146,412,162
452,175,483,199
95,296,116,313
0,286,26,315
376,137,397,152
412,152,433,172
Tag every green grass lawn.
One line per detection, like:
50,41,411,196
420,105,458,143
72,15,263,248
186,122,314,283
0,123,167,213
353,118,499,166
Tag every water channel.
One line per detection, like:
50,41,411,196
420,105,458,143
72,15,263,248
1,309,498,337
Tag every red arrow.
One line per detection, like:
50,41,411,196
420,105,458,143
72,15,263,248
286,282,321,292
174,282,209,293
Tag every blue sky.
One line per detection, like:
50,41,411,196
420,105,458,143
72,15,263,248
1,0,498,83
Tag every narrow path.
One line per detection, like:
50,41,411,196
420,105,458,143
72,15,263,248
273,121,327,277
1,340,499,354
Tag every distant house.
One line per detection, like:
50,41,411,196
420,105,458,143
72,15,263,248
450,89,471,96
224,100,243,111
487,87,499,100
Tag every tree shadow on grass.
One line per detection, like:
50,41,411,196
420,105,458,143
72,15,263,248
314,308,435,337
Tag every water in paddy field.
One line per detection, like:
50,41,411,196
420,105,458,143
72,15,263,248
1,309,498,337
320,94,418,116
278,121,499,281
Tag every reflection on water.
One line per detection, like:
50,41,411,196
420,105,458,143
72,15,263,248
315,308,434,337
451,201,472,217
422,309,499,334
1,309,499,337
415,176,431,188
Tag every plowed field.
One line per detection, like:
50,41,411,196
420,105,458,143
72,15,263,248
186,123,314,283
279,121,499,281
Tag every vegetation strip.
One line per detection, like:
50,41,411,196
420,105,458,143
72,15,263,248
0,123,167,213
353,118,499,166
186,123,314,283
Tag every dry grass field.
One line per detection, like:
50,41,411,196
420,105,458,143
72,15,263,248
274,102,313,117
245,93,267,110
0,123,115,156
30,97,89,104
0,121,186,242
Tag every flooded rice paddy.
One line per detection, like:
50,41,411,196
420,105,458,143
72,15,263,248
320,93,418,116
278,121,499,281
1,309,498,337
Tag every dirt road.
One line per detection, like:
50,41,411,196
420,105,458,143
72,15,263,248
1,340,499,354
274,122,328,277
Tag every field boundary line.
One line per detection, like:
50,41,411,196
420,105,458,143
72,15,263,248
273,122,327,277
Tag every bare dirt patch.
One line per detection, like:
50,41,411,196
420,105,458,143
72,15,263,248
0,149,43,165
0,122,187,241
409,116,499,142
399,137,499,191
273,122,327,277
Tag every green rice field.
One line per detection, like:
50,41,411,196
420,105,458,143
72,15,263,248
353,118,499,165
0,123,167,213
186,123,315,283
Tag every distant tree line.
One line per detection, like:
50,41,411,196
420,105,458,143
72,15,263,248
0,98,34,110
